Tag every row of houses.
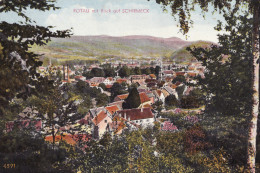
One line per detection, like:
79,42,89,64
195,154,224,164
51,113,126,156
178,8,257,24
86,104,155,139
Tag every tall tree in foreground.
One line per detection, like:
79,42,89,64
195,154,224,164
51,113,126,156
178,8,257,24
188,13,253,116
0,0,71,118
151,0,259,172
31,78,81,149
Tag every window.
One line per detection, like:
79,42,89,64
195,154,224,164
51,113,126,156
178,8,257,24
105,120,107,123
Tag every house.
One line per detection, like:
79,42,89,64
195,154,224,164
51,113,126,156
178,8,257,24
186,72,198,78
145,91,155,104
103,77,114,85
164,76,174,83
106,114,141,135
89,107,106,120
89,105,122,139
116,108,154,128
45,133,90,146
145,79,159,88
175,71,186,76
126,63,139,68
105,105,120,117
106,116,127,135
89,77,106,86
109,101,124,110
74,75,86,81
113,92,152,108
162,86,179,99
91,110,112,139
116,78,129,84
114,93,129,102
130,75,147,84
149,74,157,79
161,89,170,99
153,89,166,104
139,92,152,108
183,86,194,96
162,70,175,77
6,119,42,132
6,107,42,132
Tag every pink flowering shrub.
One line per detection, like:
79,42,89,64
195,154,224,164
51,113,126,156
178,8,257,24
174,108,182,114
184,115,199,124
161,121,178,132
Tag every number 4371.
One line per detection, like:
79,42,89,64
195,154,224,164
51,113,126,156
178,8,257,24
3,164,15,169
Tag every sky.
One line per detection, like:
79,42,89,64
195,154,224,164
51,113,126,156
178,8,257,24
1,0,225,43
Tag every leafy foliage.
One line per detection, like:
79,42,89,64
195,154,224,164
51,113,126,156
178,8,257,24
180,88,204,109
123,87,141,109
0,129,72,173
0,0,71,116
187,13,253,115
118,65,130,78
110,82,128,100
172,75,186,84
165,94,179,107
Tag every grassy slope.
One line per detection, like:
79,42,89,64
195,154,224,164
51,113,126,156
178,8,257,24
170,41,214,64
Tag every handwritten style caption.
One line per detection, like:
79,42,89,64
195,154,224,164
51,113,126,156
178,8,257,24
73,8,150,14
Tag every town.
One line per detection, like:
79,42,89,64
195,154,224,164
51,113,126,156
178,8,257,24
7,58,205,143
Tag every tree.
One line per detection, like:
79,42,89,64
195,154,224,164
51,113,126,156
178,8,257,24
188,12,252,114
96,93,109,107
0,1,71,117
132,67,141,75
110,82,127,99
165,95,179,107
150,67,156,74
32,78,81,149
152,100,164,114
82,70,93,79
172,75,186,84
101,64,116,77
0,129,72,173
98,83,106,91
83,134,128,172
91,68,105,77
151,1,259,171
123,87,141,109
155,66,161,77
142,67,151,75
118,65,130,78
75,80,89,94
180,91,203,109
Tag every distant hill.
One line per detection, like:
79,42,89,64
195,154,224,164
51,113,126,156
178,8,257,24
31,35,193,62
30,35,214,64
170,41,214,64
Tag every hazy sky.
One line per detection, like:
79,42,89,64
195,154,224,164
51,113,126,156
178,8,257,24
1,0,225,42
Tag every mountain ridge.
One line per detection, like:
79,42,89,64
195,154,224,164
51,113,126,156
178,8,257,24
31,35,213,63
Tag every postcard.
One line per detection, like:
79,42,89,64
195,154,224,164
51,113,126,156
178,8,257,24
0,0,259,172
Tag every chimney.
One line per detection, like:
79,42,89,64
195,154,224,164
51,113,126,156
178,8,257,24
128,116,130,121
67,64,70,82
141,108,143,113
124,113,126,119
63,65,66,80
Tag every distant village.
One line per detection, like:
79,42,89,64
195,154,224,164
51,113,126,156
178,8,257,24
7,58,205,144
